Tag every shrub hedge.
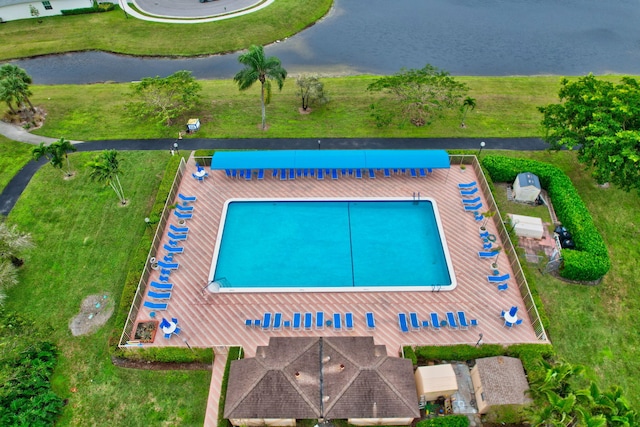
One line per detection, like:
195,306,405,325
116,347,213,364
61,2,115,15
416,415,469,427
480,155,610,281
218,346,244,427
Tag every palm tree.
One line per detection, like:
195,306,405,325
460,96,476,127
86,150,127,205
233,45,287,130
32,138,77,177
0,222,34,269
0,64,35,113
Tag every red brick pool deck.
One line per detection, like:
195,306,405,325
134,157,546,358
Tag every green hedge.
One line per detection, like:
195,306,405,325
218,346,244,427
61,2,115,15
481,155,610,281
115,347,213,364
416,415,469,427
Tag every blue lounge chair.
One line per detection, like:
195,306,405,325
173,211,193,220
422,320,429,328
366,312,375,329
479,230,489,239
464,203,483,211
457,311,470,329
419,168,427,177
398,313,409,333
245,169,252,180
231,170,237,178
458,181,477,189
262,313,272,330
355,169,362,179
148,291,171,300
460,187,479,197
167,232,187,241
159,318,171,329
332,169,339,180
509,306,518,317
316,311,324,330
430,312,441,331
178,193,197,203
245,319,252,327
410,169,417,178
253,319,261,327
368,169,375,178
297,169,303,177
483,242,493,250
173,327,181,335
497,283,509,291
470,319,478,327
317,169,324,180
150,281,173,290
409,312,421,330
225,169,232,177
333,313,342,330
175,204,194,212
257,169,264,180
345,312,353,330
474,213,484,222
162,255,173,262
383,169,391,177
304,312,312,330
163,244,183,253
273,313,282,330
272,169,278,177
280,169,287,180
160,268,172,276
427,168,433,174
488,273,510,283
238,170,244,178
462,197,481,205
157,261,178,270
144,301,167,310
446,312,458,329
292,312,301,330
504,320,514,328
304,169,310,177
289,169,295,180
169,224,189,234
158,274,170,282
283,320,291,328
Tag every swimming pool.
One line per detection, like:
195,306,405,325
207,198,456,293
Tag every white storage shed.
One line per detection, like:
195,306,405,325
513,172,541,203
414,364,458,402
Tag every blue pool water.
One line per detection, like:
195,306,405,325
211,200,452,289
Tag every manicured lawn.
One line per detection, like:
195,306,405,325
29,75,633,141
0,0,332,60
0,138,33,191
5,151,210,426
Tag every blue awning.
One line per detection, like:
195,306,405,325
210,150,450,170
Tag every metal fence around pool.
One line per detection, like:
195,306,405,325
451,154,548,342
119,157,187,347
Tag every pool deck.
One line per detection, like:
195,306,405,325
135,157,547,357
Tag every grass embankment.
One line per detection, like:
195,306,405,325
6,152,210,426
0,0,332,60
31,76,565,141
0,137,33,189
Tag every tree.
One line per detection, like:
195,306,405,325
32,138,77,177
86,150,127,205
0,222,33,293
296,74,327,111
0,64,35,113
367,64,468,126
460,96,476,127
539,74,640,193
126,70,201,126
234,45,287,130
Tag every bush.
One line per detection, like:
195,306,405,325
61,2,114,15
403,346,418,366
115,347,213,364
481,155,610,281
218,346,243,427
414,344,504,364
416,415,469,427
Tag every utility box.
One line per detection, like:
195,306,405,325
510,214,544,239
186,118,200,133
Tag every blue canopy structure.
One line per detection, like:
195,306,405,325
210,149,450,170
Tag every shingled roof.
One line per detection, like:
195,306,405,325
224,337,419,420
474,356,532,406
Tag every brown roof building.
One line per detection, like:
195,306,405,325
224,337,419,426
470,356,532,415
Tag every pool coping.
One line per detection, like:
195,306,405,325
206,197,457,293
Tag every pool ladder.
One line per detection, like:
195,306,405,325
412,191,421,204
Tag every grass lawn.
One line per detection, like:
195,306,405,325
5,151,210,426
0,0,332,60
29,75,633,141
0,138,34,190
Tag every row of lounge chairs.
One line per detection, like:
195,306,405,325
397,311,478,332
143,193,196,312
224,168,434,181
245,311,377,331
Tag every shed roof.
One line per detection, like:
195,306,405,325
224,337,419,420
474,356,532,406
516,172,541,189
415,364,458,395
